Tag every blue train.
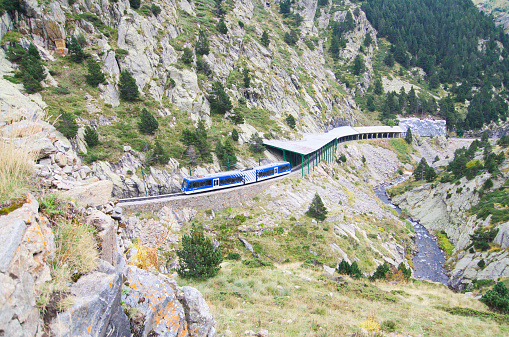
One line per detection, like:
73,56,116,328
181,161,291,194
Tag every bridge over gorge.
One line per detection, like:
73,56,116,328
264,125,405,177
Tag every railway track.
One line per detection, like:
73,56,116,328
118,164,303,205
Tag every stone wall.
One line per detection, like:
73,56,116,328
399,118,447,137
119,173,291,214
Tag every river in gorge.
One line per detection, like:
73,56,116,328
374,176,449,284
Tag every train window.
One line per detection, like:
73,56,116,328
220,176,243,185
258,169,274,177
279,164,290,172
189,179,212,189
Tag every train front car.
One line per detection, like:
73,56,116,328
255,161,291,182
181,170,244,194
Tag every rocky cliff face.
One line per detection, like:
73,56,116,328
392,151,509,290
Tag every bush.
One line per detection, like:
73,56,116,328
470,228,499,251
216,17,228,34
177,224,223,279
261,30,270,47
306,193,327,221
481,282,509,314
226,252,241,260
84,126,99,147
138,108,159,134
195,30,210,56
336,154,347,163
129,0,140,9
56,110,78,139
243,68,250,88
146,140,169,165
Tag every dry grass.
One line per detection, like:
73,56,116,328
0,137,35,203
178,262,509,336
37,219,98,312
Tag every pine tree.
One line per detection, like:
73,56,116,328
68,36,85,63
306,193,327,221
248,133,265,153
216,17,228,34
413,157,429,181
22,75,43,94
56,110,78,139
243,68,250,88
85,58,106,87
424,165,437,182
352,55,365,75
138,108,159,134
369,262,390,281
208,81,232,115
195,30,210,56
119,70,139,101
373,78,383,95
129,0,140,9
366,95,376,111
147,140,168,165
286,114,296,129
261,30,270,47
177,224,223,279
231,128,239,141
84,126,99,147
27,43,40,60
181,47,193,65
405,127,413,144
363,33,372,47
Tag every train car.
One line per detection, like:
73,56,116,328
181,170,244,194
255,161,291,182
180,161,292,194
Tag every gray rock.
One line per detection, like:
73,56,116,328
494,222,509,249
122,266,188,337
0,219,25,273
180,286,217,337
112,206,123,220
61,179,113,208
239,237,259,258
86,209,118,267
399,118,446,137
50,270,129,337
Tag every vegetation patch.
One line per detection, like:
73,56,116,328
437,305,509,324
436,231,454,258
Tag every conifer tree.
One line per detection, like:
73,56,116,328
85,58,106,87
369,262,390,281
56,110,78,139
231,128,239,141
216,17,228,34
138,108,159,134
413,157,429,181
177,224,223,279
27,43,40,60
208,81,232,115
181,47,193,65
243,68,250,88
195,30,210,56
286,114,296,129
68,36,85,63
147,140,168,165
261,30,270,47
84,126,99,147
306,193,327,221
405,127,413,144
248,133,264,153
119,70,139,101
22,75,43,94
352,55,365,75
129,0,140,9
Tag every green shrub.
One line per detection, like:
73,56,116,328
208,81,232,114
481,282,509,314
336,154,347,163
51,85,70,95
146,140,169,165
129,0,140,9
242,258,273,268
285,114,296,129
177,224,223,279
180,47,193,65
68,36,85,63
226,252,241,260
470,228,499,251
231,129,239,141
436,231,454,258
216,17,228,34
248,133,265,153
151,4,161,15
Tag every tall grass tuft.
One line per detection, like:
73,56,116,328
0,138,35,203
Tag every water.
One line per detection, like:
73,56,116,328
374,178,449,284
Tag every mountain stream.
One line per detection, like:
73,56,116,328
374,176,449,284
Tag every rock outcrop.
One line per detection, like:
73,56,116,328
399,118,447,137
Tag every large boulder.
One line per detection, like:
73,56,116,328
179,286,217,337
0,194,54,336
122,266,188,337
61,179,113,208
494,221,509,249
86,209,118,267
50,269,130,337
